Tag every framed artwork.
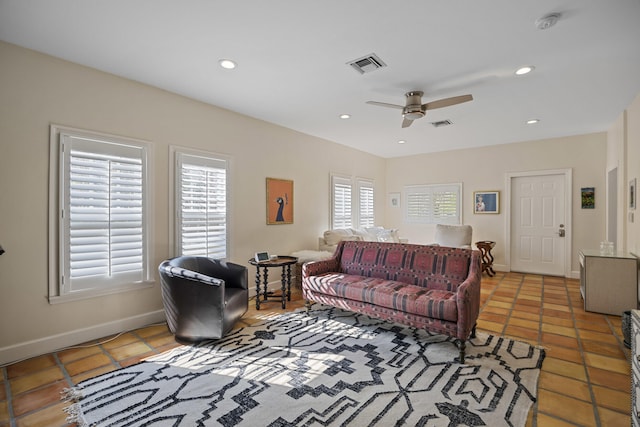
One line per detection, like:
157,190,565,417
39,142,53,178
630,178,637,210
581,187,595,209
266,178,293,224
388,192,400,208
474,191,499,214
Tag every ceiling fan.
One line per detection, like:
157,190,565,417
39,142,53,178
366,91,473,128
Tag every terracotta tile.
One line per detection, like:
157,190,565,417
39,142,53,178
57,344,103,364
0,379,6,401
101,332,140,350
508,317,539,330
583,352,630,375
541,323,577,338
542,357,587,382
107,342,153,362
539,371,591,402
477,312,508,324
6,355,56,379
592,384,630,413
581,339,626,358
543,345,583,364
537,390,597,426
480,306,510,316
578,329,620,345
511,310,540,322
9,366,65,395
476,320,504,334
146,334,180,349
535,412,580,426
542,308,573,319
597,406,631,426
540,332,579,349
513,303,541,313
11,380,69,417
0,400,9,424
542,316,574,328
14,400,69,427
575,319,614,333
587,366,632,392
135,324,171,339
71,364,119,385
64,353,113,377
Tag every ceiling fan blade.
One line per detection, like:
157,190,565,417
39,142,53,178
366,101,404,110
423,94,473,111
401,118,413,128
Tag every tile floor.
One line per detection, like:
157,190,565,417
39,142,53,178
0,272,632,426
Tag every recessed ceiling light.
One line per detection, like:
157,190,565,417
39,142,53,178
219,59,237,69
527,119,540,125
515,66,535,75
398,140,406,144
339,114,351,119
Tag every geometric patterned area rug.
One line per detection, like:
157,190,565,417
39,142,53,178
63,306,545,426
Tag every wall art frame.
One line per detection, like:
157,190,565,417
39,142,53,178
474,191,500,214
266,178,293,225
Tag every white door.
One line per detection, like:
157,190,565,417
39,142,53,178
510,173,567,276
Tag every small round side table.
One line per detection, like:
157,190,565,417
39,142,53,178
475,241,496,277
248,256,298,310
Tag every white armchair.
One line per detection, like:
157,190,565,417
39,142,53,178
433,224,473,249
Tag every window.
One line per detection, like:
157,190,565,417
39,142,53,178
357,179,375,228
173,149,229,259
49,126,153,302
404,183,462,224
330,174,375,229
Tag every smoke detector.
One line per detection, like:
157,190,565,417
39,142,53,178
535,13,561,30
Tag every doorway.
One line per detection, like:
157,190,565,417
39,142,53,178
507,169,572,277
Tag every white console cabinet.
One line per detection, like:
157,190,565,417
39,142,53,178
579,249,638,315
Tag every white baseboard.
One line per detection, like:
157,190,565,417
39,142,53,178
0,310,166,366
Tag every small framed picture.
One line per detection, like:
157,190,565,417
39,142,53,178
474,191,499,214
388,192,400,208
581,187,595,209
266,178,294,224
630,178,636,210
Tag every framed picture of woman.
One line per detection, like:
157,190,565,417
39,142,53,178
474,191,499,214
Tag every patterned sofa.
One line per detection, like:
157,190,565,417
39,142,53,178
302,240,482,362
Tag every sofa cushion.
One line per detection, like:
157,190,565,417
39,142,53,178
304,273,458,322
323,229,355,246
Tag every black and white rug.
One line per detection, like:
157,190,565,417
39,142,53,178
64,307,544,426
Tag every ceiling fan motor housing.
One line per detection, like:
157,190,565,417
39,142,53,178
403,91,425,119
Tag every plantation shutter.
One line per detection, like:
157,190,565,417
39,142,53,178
61,134,146,292
177,153,228,259
404,183,461,224
358,180,375,228
332,176,352,229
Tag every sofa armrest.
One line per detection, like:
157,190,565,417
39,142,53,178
302,256,340,279
454,250,482,339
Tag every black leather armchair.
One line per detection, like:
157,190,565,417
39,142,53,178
158,256,248,341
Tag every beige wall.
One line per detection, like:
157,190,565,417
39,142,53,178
625,93,640,255
0,42,386,364
385,134,607,275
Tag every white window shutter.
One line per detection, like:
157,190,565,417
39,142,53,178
357,179,375,228
331,176,352,229
61,134,146,292
404,183,462,224
177,154,228,259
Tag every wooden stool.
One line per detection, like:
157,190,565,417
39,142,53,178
475,241,496,276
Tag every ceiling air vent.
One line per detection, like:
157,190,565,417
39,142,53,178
431,119,453,128
348,53,386,74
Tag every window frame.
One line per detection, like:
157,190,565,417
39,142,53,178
330,173,375,229
169,146,232,259
403,183,462,225
48,125,154,304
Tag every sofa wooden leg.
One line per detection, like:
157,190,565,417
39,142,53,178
471,324,477,339
305,300,313,311
458,340,466,364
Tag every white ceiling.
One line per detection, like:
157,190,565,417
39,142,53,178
1,1,640,158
